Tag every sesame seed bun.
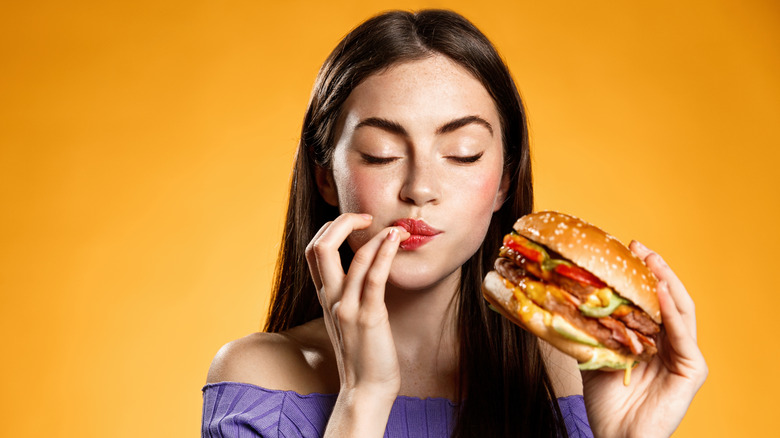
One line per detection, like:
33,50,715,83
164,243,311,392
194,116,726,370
512,211,661,324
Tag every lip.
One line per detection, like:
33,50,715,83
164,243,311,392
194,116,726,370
391,218,442,250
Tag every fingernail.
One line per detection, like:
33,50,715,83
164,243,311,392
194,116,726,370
387,228,399,241
634,240,649,251
360,214,372,221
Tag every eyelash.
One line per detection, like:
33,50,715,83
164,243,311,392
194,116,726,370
361,154,398,165
360,152,484,165
448,152,484,164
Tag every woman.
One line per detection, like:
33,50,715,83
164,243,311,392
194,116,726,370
203,10,707,437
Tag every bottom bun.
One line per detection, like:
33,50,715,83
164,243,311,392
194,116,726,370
482,270,635,370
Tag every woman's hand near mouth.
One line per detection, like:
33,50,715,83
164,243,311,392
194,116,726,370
306,213,410,437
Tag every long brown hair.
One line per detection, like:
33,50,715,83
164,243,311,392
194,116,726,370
264,10,567,437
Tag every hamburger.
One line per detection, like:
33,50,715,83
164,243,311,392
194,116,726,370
482,211,662,384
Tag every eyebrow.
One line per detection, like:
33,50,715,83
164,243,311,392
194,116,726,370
354,115,493,137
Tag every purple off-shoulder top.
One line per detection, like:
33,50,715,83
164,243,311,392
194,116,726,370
202,382,593,437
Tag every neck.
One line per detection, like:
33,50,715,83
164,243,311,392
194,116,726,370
384,269,461,399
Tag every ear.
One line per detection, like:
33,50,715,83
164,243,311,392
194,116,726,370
493,172,511,212
315,166,339,207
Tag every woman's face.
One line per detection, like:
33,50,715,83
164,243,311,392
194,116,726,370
321,55,508,291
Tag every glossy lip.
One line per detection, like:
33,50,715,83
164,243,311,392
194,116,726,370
391,218,442,250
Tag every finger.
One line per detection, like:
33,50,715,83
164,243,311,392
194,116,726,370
629,240,653,261
656,280,699,358
309,213,373,300
644,254,697,339
630,240,696,338
306,222,340,347
362,228,405,309
645,252,695,310
306,221,334,292
341,227,409,305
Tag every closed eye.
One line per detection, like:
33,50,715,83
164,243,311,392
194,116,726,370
447,152,484,164
360,153,399,165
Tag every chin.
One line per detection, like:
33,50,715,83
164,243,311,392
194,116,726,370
385,259,462,292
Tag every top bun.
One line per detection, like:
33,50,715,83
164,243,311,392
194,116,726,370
513,211,661,324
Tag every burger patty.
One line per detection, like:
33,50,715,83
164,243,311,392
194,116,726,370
495,257,658,361
612,304,661,336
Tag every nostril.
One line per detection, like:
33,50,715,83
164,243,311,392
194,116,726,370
400,168,440,206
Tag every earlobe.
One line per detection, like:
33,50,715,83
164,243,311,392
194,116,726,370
315,166,339,207
493,173,511,212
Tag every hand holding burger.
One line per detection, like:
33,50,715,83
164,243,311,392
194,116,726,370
483,211,708,437
483,211,661,384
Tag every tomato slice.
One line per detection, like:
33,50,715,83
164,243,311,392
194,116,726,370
503,237,543,263
554,264,606,288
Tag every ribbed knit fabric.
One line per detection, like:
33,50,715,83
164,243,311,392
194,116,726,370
202,382,593,437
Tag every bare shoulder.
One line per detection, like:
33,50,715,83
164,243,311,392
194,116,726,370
206,318,339,394
539,340,583,398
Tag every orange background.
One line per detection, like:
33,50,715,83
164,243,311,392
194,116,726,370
1,1,777,436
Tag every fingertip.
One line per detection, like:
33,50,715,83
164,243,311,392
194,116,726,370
647,253,669,271
360,213,373,221
631,240,650,252
629,240,652,258
385,227,411,242
387,227,399,242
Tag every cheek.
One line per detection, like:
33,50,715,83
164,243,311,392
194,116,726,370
456,166,504,244
334,169,390,213
333,168,396,250
479,174,502,201
461,166,503,215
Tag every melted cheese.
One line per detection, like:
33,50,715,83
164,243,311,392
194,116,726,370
505,278,547,325
578,348,635,370
503,277,637,375
505,278,600,346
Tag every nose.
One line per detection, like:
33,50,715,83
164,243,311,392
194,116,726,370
399,158,441,206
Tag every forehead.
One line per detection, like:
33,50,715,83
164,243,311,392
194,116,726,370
341,55,500,129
